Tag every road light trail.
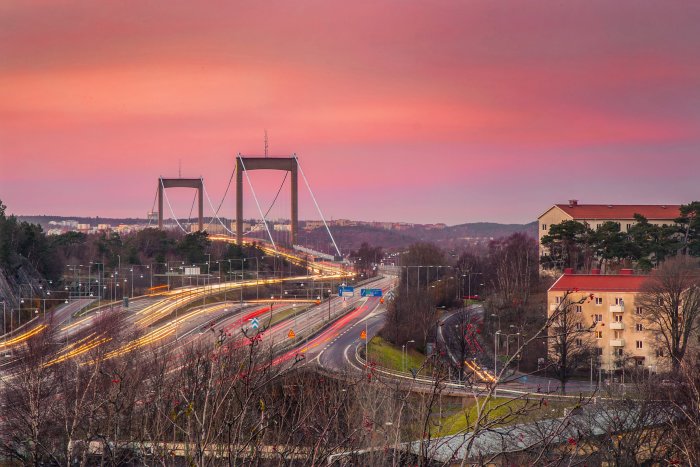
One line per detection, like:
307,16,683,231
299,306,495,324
0,324,47,349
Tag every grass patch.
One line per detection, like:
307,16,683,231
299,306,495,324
268,305,311,327
432,397,576,437
367,336,431,375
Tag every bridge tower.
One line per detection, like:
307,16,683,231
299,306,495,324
157,177,204,231
236,156,298,245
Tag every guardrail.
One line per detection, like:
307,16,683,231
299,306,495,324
353,342,588,401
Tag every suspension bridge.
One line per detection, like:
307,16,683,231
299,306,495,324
147,153,344,264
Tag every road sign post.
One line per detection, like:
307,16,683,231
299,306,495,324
338,286,355,297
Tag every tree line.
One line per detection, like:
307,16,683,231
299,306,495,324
541,202,700,272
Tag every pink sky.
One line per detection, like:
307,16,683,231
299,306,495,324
1,1,699,224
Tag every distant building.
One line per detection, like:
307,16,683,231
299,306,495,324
538,200,681,259
548,269,665,375
303,220,324,231
274,223,292,232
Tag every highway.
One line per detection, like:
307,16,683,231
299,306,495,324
0,267,394,377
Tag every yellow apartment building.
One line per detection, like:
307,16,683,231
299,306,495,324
547,270,666,376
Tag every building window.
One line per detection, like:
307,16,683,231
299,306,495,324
636,307,643,316
594,314,603,322
616,348,624,356
614,314,623,323
636,340,643,349
615,297,624,305
555,296,562,304
575,338,583,346
595,297,603,305
575,322,583,330
656,349,664,358
596,331,603,339
575,305,582,313
542,224,547,231
635,323,643,332
626,223,632,230
614,330,623,339
596,347,603,356
636,359,644,366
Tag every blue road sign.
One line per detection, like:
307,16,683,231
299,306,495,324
360,288,383,297
338,286,355,297
251,317,260,329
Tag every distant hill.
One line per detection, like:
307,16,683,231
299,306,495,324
301,221,537,254
17,215,536,254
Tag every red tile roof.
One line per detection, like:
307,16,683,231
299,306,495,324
549,274,648,292
555,204,681,220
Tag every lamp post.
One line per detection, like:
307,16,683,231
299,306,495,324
504,330,521,358
402,339,415,372
1,301,5,335
463,271,483,304
327,289,332,322
494,330,501,379
491,313,501,334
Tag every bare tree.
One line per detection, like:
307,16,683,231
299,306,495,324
547,294,597,394
0,321,61,465
637,256,700,371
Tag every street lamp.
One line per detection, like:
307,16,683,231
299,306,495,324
491,313,501,333
402,339,415,372
327,288,332,322
494,330,501,379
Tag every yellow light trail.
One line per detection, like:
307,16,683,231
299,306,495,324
46,335,112,366
0,324,47,349
104,302,230,360
464,360,496,383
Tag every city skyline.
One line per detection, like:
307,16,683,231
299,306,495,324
2,1,699,224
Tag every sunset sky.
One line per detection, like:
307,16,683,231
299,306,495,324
1,1,699,225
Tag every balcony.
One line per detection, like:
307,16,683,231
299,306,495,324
610,339,625,347
610,322,625,330
610,304,625,313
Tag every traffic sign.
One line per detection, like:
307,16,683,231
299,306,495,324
338,286,355,297
360,329,367,340
251,317,260,329
288,329,296,339
360,288,383,297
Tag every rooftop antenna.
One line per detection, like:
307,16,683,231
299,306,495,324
264,130,269,158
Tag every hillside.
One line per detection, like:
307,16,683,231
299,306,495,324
301,221,537,254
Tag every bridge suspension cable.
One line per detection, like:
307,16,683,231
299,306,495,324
146,185,158,228
202,182,235,235
264,170,288,219
294,155,342,257
159,177,189,234
237,155,277,250
204,164,236,231
187,190,197,225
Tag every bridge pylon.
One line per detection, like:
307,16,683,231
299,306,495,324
236,156,298,245
157,177,204,231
